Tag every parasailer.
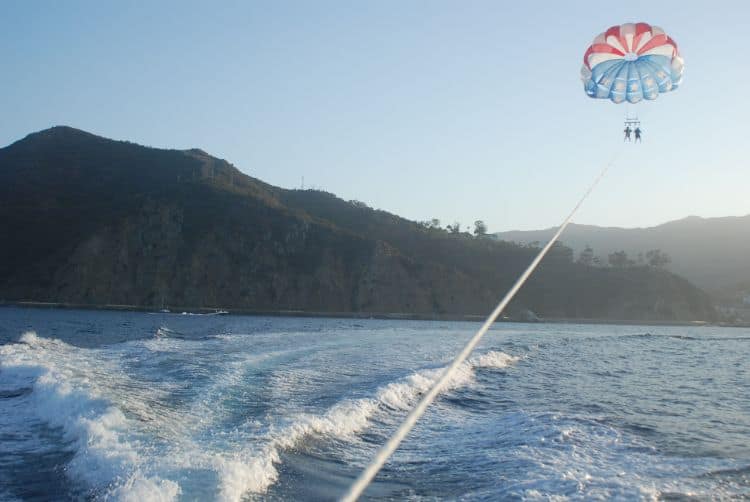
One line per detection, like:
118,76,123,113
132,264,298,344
344,23,680,502
581,22,683,139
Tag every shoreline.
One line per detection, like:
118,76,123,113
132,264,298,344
1,300,744,328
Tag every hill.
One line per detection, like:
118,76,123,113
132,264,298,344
0,126,716,322
493,216,750,292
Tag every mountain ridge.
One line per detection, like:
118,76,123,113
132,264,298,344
0,126,717,322
502,214,748,234
494,215,750,291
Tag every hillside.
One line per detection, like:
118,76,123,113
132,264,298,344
494,217,750,292
0,126,716,322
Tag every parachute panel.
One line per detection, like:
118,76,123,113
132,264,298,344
581,22,683,104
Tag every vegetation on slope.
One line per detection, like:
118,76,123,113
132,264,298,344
0,127,716,321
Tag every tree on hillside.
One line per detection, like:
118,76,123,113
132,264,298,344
446,222,461,234
549,242,574,263
418,218,442,230
473,220,487,237
608,250,635,268
646,249,671,268
349,199,370,209
577,245,595,266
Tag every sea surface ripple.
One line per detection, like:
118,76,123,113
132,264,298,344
0,307,748,501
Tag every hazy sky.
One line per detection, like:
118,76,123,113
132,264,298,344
2,1,748,232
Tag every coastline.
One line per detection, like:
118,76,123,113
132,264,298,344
1,300,742,328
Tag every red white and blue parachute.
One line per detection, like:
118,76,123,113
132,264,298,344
581,22,683,104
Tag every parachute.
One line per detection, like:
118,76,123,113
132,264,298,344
581,22,683,104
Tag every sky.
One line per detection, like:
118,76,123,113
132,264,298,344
2,1,749,232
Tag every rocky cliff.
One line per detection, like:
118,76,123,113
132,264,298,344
0,127,716,321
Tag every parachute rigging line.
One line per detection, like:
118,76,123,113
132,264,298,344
341,151,621,502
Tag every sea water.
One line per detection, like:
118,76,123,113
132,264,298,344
0,307,748,501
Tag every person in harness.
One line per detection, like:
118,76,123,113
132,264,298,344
634,126,642,142
624,126,632,141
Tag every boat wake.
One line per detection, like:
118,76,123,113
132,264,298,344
0,331,520,501
0,332,181,501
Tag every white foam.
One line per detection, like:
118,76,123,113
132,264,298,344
107,474,181,502
488,410,743,500
2,333,520,502
213,451,281,501
212,350,520,500
0,332,180,502
155,326,174,338
473,350,521,369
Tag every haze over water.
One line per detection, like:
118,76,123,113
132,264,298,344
0,307,748,500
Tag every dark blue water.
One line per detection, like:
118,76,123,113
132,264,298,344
1,306,748,501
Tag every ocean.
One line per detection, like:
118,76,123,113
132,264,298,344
0,306,748,501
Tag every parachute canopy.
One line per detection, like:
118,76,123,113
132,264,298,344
581,22,683,104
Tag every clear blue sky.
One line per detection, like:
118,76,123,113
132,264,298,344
2,1,748,231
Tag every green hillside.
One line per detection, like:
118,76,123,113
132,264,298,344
0,126,716,322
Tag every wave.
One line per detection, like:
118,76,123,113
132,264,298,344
1,332,520,502
620,333,750,342
485,410,747,500
621,332,700,341
155,326,181,338
154,325,214,341
213,350,520,501
0,332,180,502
